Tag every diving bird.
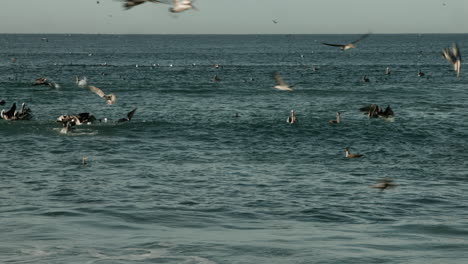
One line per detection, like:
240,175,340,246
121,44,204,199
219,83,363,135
442,43,461,79
117,108,137,123
88,85,116,105
1,103,16,120
322,33,370,51
370,178,397,190
344,147,363,158
122,0,161,9
272,72,293,91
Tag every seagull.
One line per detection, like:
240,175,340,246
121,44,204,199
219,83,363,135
370,178,397,190
322,33,370,51
169,0,197,13
328,112,341,124
287,110,297,124
122,0,161,9
1,103,16,120
75,76,87,87
88,85,116,105
117,108,137,123
442,43,461,79
344,147,363,158
272,72,293,91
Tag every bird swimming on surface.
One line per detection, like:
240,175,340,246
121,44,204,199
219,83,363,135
1,102,16,120
322,33,370,51
12,103,33,120
328,112,341,124
344,147,363,158
385,67,391,75
417,70,425,77
272,72,293,91
287,110,297,124
122,0,161,9
57,113,96,126
117,108,137,123
213,74,220,82
75,76,87,87
360,104,394,119
362,75,370,82
442,43,461,79
370,178,397,190
60,121,73,134
0,100,5,106
88,85,116,105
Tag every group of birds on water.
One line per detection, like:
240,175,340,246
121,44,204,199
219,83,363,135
2,2,464,190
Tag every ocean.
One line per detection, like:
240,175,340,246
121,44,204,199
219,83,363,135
1,34,468,263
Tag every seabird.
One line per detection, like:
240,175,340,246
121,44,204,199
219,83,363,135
13,103,32,120
33,77,58,88
272,72,293,91
362,75,370,82
385,67,391,75
1,103,16,120
0,100,5,106
57,113,96,126
122,0,161,9
169,0,197,13
442,43,461,79
75,76,87,87
370,178,397,190
117,108,137,123
322,33,370,51
287,110,297,124
360,104,394,119
213,74,220,82
272,19,278,24
344,147,363,158
328,112,341,124
60,121,73,134
418,70,425,77
88,85,116,105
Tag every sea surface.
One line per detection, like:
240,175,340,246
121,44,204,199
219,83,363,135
1,34,468,263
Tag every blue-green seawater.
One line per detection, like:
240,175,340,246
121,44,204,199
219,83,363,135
1,34,468,263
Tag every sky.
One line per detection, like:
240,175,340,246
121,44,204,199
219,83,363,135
0,0,467,34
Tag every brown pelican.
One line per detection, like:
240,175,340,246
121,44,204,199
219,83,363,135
359,104,394,119
57,113,96,126
1,103,16,120
88,85,116,105
328,112,341,124
122,0,161,9
13,103,32,120
75,76,87,87
442,43,461,79
322,33,370,51
117,108,137,123
272,72,293,91
344,147,363,158
287,110,297,124
370,178,397,190
33,77,59,88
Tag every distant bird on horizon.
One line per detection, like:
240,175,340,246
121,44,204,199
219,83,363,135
88,85,116,105
322,33,370,51
442,43,461,79
272,19,279,24
272,72,293,91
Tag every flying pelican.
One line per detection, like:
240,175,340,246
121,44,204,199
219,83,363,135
88,85,116,105
442,43,461,79
322,33,370,51
122,0,161,9
272,72,293,91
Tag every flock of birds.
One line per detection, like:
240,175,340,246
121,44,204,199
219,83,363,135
1,2,464,190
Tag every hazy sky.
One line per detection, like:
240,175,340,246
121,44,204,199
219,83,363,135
0,0,467,34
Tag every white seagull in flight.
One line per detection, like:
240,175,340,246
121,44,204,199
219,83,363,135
272,72,294,91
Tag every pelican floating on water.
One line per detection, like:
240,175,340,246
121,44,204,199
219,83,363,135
371,178,397,190
1,103,16,120
287,110,297,124
328,112,341,124
344,147,363,158
76,76,88,87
